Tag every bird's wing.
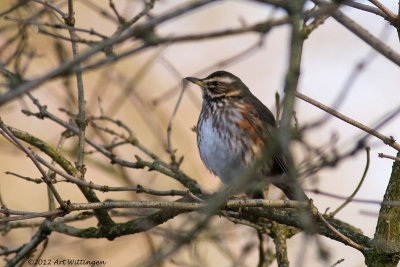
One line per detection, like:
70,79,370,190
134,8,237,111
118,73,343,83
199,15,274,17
240,93,309,200
242,93,289,175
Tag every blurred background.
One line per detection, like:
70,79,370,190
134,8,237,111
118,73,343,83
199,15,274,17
0,0,399,266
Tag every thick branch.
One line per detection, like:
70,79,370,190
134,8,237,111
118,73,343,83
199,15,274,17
244,206,370,251
367,152,400,266
42,206,187,239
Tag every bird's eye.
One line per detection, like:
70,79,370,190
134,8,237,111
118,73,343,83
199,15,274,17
211,81,220,86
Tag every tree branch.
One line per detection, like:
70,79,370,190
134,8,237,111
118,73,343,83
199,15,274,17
367,151,400,266
296,92,400,151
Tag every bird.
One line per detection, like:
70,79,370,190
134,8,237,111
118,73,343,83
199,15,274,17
185,71,308,201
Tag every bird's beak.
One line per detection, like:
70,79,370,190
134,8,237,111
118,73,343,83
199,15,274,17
185,77,205,87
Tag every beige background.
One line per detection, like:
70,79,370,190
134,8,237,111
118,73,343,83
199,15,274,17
0,1,399,266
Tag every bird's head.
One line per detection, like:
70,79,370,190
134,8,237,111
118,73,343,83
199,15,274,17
185,71,249,100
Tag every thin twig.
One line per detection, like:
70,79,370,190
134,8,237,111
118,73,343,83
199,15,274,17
124,0,156,27
367,0,398,23
4,224,51,267
109,0,125,25
22,98,116,228
46,135,68,211
5,171,44,184
307,189,400,207
66,0,86,172
22,102,203,193
296,92,400,151
34,153,188,196
328,147,370,217
151,37,265,106
342,1,386,19
257,230,266,267
1,212,95,231
316,212,364,250
331,258,345,267
38,27,98,44
5,16,108,39
378,153,400,162
166,80,188,166
0,0,216,105
0,119,68,210
32,0,68,20
0,0,30,17
313,0,400,67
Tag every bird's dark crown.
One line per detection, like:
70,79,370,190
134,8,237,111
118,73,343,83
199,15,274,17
185,71,249,100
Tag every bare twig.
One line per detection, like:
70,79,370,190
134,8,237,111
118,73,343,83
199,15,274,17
1,212,95,231
35,153,188,197
313,0,400,67
32,0,68,20
4,225,51,267
22,94,202,193
307,189,400,207
5,171,43,184
296,92,400,151
166,80,188,167
0,0,217,105
316,212,364,250
151,37,265,106
0,119,68,210
124,0,156,27
331,258,345,267
37,27,99,44
256,230,266,267
0,0,30,17
328,147,370,217
367,0,398,23
108,0,125,24
4,16,108,39
378,153,400,162
46,135,68,211
342,1,387,20
66,0,86,172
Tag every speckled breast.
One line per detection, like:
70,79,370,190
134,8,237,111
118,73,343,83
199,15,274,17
196,99,262,184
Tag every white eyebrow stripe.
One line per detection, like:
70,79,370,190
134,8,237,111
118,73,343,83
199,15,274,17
205,76,236,84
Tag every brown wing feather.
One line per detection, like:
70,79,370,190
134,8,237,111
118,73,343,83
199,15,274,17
241,92,288,175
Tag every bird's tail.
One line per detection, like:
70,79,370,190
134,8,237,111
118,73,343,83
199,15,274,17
276,182,308,201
